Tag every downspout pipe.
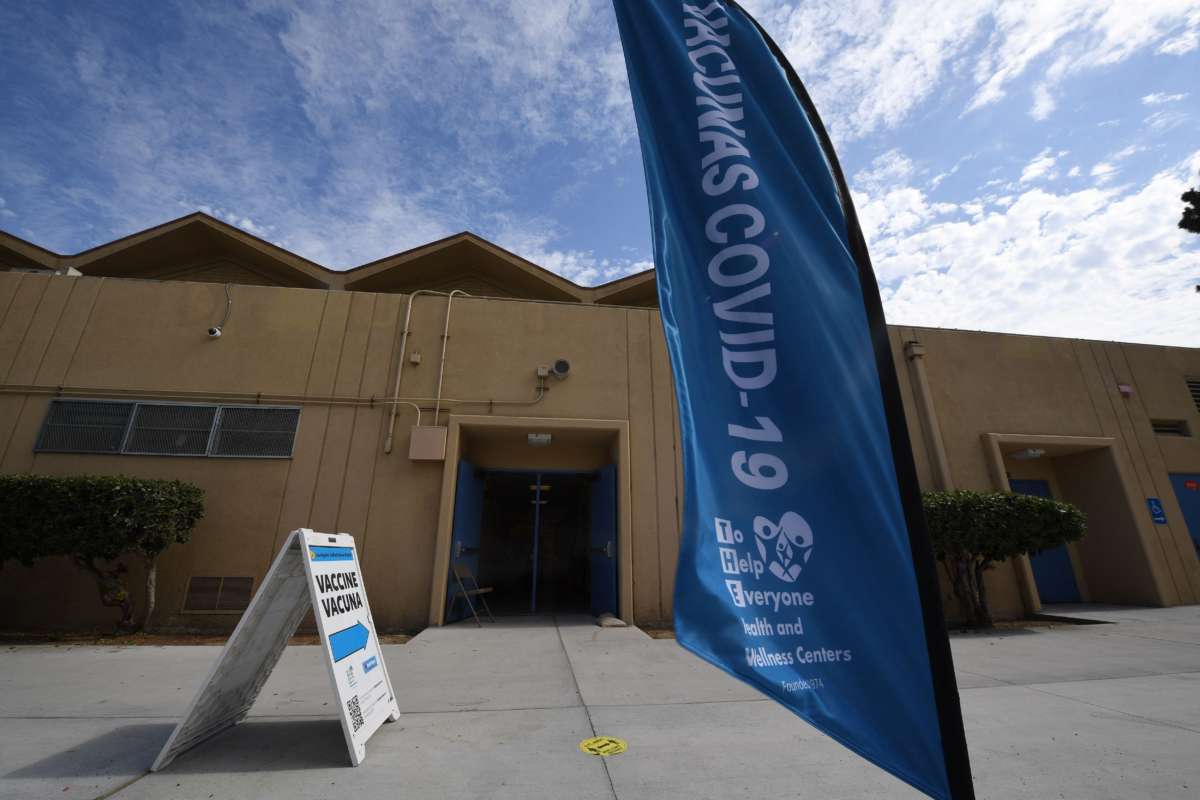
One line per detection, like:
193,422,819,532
904,340,954,491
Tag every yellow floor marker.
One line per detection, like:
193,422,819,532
579,736,627,756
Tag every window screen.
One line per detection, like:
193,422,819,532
211,407,300,457
124,404,218,456
35,400,134,453
183,576,253,612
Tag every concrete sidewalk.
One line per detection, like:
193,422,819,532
2,607,1199,799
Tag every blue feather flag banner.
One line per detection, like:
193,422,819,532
611,2,974,798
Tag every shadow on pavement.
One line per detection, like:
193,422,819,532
948,626,1041,638
157,718,351,773
6,718,352,779
5,722,173,779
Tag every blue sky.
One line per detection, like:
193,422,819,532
1,1,1197,345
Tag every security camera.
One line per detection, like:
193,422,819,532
207,326,222,339
551,358,570,379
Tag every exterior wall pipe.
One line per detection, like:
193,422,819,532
0,383,541,410
433,290,470,426
904,340,954,491
384,290,463,454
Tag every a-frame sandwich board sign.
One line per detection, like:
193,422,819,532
151,529,400,771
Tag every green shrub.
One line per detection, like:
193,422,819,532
923,489,1086,627
0,474,204,631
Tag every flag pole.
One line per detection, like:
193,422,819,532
724,3,976,797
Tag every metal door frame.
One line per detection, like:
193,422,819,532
429,416,634,626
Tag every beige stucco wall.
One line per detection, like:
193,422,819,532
0,273,683,631
896,325,1200,613
1,272,1198,633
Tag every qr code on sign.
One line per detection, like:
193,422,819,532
347,695,364,732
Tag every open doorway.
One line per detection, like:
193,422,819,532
985,433,1172,611
1009,478,1082,603
444,463,618,623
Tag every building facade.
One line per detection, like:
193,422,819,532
2,213,1199,632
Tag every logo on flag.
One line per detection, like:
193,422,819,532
753,511,813,583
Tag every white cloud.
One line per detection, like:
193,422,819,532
1145,108,1191,132
746,0,993,140
1091,161,1118,182
969,1,1200,116
194,205,274,239
1112,144,1146,160
1158,14,1200,53
744,0,1200,138
1067,166,1081,177
851,151,959,242
1020,148,1059,183
1142,91,1189,104
1030,84,1056,119
871,152,1200,346
852,149,917,191
491,217,649,287
270,0,631,151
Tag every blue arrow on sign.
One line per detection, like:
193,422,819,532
329,622,370,662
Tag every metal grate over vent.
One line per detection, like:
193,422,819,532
36,400,135,453
1151,419,1190,437
183,576,253,612
125,404,218,456
211,407,300,458
35,399,299,458
1188,378,1200,415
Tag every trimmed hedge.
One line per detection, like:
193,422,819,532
0,474,204,631
923,489,1085,626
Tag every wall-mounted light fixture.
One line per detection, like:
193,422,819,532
527,433,552,447
1009,448,1046,461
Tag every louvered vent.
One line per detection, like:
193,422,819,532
35,400,134,453
1151,419,1190,437
183,576,254,612
35,399,299,458
211,407,300,458
125,404,218,456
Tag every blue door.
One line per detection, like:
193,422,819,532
1169,473,1200,558
1010,478,1082,603
445,459,484,623
589,465,618,617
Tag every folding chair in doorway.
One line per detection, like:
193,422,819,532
450,562,495,626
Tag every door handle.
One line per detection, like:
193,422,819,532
590,541,616,559
454,541,480,558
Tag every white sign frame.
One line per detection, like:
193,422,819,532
152,529,400,771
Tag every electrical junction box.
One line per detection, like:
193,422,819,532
409,425,447,461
